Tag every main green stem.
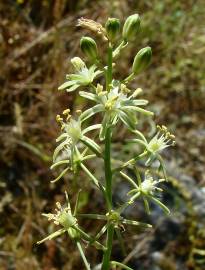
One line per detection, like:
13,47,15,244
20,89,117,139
102,43,113,270
104,127,112,209
101,224,114,270
106,43,113,92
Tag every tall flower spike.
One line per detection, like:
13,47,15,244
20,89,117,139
58,57,102,92
39,14,177,270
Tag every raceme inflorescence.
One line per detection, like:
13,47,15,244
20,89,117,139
37,14,176,270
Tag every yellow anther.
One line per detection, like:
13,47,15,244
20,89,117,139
105,96,118,110
56,114,60,120
121,83,130,94
96,83,103,94
63,109,70,115
61,123,66,130
111,96,118,102
132,88,143,98
105,103,111,110
76,109,82,115
56,202,61,209
98,91,107,96
165,132,171,138
162,125,167,132
105,101,113,110
169,134,175,140
66,115,71,122
155,125,175,145
56,114,63,123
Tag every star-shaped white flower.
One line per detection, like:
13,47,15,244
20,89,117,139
120,170,169,215
58,57,102,92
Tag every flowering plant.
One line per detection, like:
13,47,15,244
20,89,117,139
38,14,175,270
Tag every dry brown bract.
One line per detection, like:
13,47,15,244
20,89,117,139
77,17,107,41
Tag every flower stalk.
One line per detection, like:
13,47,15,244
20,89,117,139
102,42,114,270
106,43,113,91
37,14,176,270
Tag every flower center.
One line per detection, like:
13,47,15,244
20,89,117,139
149,142,160,152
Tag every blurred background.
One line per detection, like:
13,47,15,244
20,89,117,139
0,0,205,269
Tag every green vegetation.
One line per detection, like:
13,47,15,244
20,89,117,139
0,1,205,269
37,15,175,269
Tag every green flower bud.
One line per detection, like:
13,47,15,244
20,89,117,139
132,47,152,74
105,18,120,41
80,36,98,60
122,14,140,41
